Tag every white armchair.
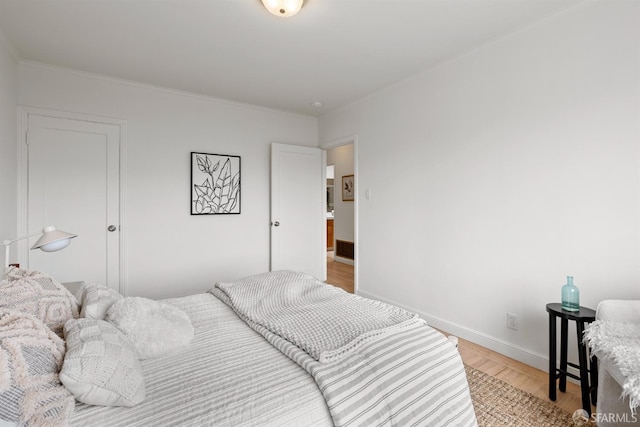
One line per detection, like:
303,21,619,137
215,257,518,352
592,300,640,427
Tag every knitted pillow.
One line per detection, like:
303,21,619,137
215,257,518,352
0,310,75,426
106,297,194,359
0,267,79,337
60,318,145,407
80,283,123,320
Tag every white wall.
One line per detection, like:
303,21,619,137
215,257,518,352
0,30,17,248
327,144,354,263
18,63,318,299
319,1,640,369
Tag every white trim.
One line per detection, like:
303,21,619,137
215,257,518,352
321,134,358,150
321,149,327,281
117,121,128,297
16,109,28,258
334,257,354,266
357,288,581,383
321,134,358,293
17,106,127,295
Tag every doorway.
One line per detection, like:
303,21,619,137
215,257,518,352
325,141,355,293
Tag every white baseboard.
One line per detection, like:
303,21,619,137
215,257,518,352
357,289,581,382
334,257,354,266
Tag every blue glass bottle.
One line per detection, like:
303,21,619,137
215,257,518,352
561,276,580,312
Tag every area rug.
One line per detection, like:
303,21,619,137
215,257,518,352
465,365,596,427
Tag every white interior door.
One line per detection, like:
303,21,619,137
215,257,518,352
271,143,325,280
25,112,121,290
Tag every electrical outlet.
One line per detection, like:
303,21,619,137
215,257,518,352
507,312,518,330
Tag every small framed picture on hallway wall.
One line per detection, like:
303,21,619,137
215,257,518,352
342,175,354,202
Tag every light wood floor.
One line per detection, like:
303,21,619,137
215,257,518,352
453,333,591,415
325,251,354,293
325,258,588,416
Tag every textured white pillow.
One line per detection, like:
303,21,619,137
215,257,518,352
106,297,194,359
0,267,79,337
60,318,145,407
80,283,123,320
0,310,75,425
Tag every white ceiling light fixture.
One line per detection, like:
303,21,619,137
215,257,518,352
261,0,304,18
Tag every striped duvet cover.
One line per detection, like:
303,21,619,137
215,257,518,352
213,271,478,427
71,293,332,426
71,273,477,427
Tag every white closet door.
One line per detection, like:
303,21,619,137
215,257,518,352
26,113,121,290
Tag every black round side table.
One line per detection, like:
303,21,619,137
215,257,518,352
546,302,598,416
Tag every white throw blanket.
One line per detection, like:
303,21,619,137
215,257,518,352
213,270,418,363
584,320,640,409
211,271,478,427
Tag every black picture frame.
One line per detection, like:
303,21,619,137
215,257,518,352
191,152,241,215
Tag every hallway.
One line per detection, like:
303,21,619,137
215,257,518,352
325,251,354,293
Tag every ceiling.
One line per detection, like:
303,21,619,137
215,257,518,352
0,0,585,116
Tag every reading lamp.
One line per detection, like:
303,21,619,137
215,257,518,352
2,226,77,269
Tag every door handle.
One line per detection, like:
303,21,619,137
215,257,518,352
272,221,280,227
107,225,117,232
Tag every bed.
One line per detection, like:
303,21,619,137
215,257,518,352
0,269,478,427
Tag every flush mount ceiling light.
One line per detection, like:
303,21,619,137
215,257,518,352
261,0,304,17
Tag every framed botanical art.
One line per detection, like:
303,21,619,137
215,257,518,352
342,174,354,201
191,152,241,215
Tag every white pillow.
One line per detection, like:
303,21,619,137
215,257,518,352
106,297,194,359
0,310,75,425
0,267,79,337
60,318,145,407
80,283,123,320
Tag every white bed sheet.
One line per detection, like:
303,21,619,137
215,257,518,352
70,293,332,427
